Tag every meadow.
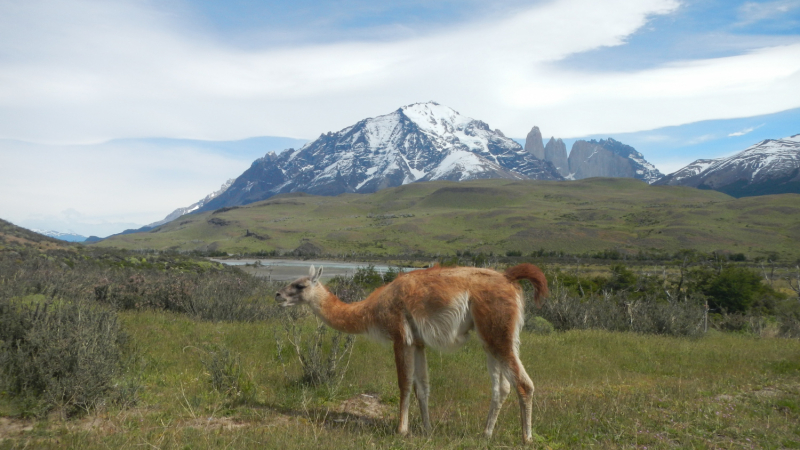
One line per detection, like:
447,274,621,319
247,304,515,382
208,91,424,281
2,311,799,449
95,178,800,261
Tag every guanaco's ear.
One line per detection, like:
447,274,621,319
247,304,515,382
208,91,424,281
309,265,322,284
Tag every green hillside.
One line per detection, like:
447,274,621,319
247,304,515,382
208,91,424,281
95,178,800,258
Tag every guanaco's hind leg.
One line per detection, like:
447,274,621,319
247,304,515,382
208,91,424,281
473,294,535,444
393,341,415,436
501,354,534,443
413,345,431,432
484,353,512,438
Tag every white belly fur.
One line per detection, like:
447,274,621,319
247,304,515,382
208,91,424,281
409,291,472,350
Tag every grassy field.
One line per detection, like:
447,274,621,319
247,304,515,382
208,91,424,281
95,178,800,260
2,310,799,449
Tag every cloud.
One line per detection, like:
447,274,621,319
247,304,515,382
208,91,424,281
0,0,704,143
685,134,717,145
737,0,800,25
728,124,763,137
3,0,797,143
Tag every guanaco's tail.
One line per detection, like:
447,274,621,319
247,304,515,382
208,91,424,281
504,263,549,308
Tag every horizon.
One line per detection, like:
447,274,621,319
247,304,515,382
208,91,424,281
1,0,798,237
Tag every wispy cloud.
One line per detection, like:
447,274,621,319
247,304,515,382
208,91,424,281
6,0,792,144
686,134,717,145
728,124,763,137
1,0,797,144
737,0,800,25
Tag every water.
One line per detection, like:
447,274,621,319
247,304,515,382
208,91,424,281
211,258,396,281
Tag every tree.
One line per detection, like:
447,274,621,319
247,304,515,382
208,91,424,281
705,266,763,313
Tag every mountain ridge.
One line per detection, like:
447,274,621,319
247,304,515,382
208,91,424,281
199,102,562,212
655,134,800,197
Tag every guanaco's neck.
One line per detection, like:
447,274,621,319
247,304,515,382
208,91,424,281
307,289,372,335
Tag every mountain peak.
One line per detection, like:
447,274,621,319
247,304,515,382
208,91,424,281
197,103,562,212
655,134,800,197
399,102,472,134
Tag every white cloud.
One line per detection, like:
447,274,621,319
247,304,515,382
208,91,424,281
685,134,717,145
3,0,797,143
0,0,689,143
738,0,800,25
728,124,763,137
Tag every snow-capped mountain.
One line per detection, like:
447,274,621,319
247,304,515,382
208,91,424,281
654,159,716,185
654,134,800,197
31,229,87,242
199,102,562,212
146,179,235,228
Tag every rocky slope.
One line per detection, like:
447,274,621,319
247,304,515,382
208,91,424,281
524,129,662,183
147,179,235,228
199,102,562,212
655,134,800,197
544,137,569,177
567,138,663,183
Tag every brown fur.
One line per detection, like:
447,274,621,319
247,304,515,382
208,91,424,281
504,263,549,307
276,264,549,444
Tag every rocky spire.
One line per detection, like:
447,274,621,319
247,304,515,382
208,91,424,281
544,137,569,177
524,126,545,160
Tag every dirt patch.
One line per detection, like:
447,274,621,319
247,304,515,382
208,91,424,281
333,394,391,422
0,417,34,440
184,416,248,431
0,415,116,441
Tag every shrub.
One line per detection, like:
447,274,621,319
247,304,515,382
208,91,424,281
605,264,637,292
186,273,283,322
0,297,134,417
201,344,255,403
351,265,384,291
526,276,706,337
703,266,780,313
276,311,355,386
526,316,554,335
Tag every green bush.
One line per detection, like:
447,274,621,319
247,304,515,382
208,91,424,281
526,316,554,334
351,264,384,291
276,312,355,386
702,266,782,314
201,344,255,403
0,297,134,417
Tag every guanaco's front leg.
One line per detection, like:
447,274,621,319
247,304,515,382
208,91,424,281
393,340,415,435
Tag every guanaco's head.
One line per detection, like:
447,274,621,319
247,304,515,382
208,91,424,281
275,265,324,307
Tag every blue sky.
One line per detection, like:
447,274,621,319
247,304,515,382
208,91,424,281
0,0,798,236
